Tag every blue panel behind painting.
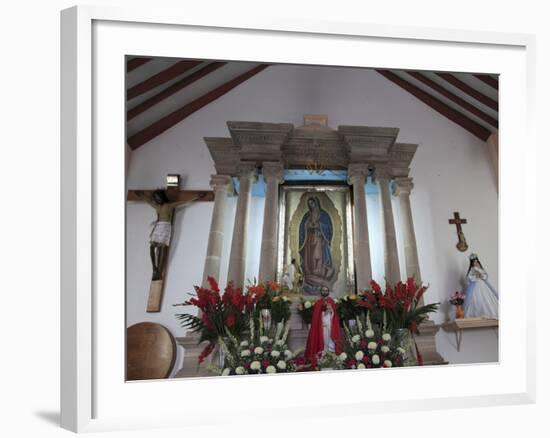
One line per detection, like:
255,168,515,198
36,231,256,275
233,170,379,196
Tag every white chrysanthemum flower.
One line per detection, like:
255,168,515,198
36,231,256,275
259,336,269,343
355,350,364,361
266,365,277,374
271,350,281,358
222,368,231,376
304,301,312,309
382,333,392,342
235,366,245,375
357,363,366,369
365,329,375,338
367,341,377,350
284,350,293,358
397,347,406,354
351,335,361,343
254,347,264,355
277,360,287,370
372,354,380,365
384,360,392,368
339,352,347,361
240,340,249,347
250,361,261,370
275,339,284,346
381,346,390,353
240,349,251,357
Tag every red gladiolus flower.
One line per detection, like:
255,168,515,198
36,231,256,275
207,276,220,293
226,314,235,328
370,280,382,294
262,360,270,368
198,342,215,364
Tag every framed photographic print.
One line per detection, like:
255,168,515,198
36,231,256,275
61,4,536,433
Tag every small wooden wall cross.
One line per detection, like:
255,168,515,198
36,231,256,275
127,174,214,312
448,211,468,252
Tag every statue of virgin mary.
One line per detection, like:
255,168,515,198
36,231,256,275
463,253,499,319
299,196,335,295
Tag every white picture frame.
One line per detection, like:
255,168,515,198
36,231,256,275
60,5,536,433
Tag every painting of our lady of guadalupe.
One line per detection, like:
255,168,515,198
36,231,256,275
299,196,336,294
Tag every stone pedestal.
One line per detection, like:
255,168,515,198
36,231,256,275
416,320,446,365
175,334,215,378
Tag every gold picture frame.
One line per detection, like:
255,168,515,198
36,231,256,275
277,184,355,297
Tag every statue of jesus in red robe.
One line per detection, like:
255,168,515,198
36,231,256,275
305,286,344,363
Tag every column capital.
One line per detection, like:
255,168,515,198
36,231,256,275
393,177,414,196
209,174,233,193
347,163,370,185
373,165,392,182
236,161,258,181
262,161,285,184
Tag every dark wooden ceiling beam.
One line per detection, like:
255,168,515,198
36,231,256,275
127,64,270,150
376,70,491,141
436,73,498,111
127,62,227,121
127,60,202,100
473,74,499,90
406,71,498,128
127,57,152,72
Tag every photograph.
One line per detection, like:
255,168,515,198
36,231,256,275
124,58,499,380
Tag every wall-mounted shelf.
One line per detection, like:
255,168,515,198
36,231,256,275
441,318,499,351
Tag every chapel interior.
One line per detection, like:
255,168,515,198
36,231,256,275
125,56,499,380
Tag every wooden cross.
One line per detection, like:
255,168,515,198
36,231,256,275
448,211,468,252
127,174,214,312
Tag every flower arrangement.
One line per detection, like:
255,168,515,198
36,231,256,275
297,297,316,325
335,293,361,322
449,291,466,319
248,281,291,324
358,278,439,334
337,315,405,369
212,316,297,376
449,291,465,306
174,277,253,363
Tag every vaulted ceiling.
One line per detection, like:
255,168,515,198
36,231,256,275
125,56,498,150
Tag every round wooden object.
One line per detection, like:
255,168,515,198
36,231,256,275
127,322,176,380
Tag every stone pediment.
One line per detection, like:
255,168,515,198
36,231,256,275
205,119,417,176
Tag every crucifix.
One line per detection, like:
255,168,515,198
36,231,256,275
128,174,214,312
448,211,468,252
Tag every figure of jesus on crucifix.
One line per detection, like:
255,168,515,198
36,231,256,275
128,175,214,312
135,189,204,281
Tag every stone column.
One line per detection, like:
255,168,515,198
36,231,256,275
258,162,284,282
393,177,421,283
375,166,401,285
347,163,373,291
227,163,257,287
201,174,233,287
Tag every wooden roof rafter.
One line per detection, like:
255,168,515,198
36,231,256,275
126,57,152,72
127,60,203,100
376,69,492,141
127,62,227,121
127,64,270,150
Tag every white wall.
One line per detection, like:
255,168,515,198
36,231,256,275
126,64,498,364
